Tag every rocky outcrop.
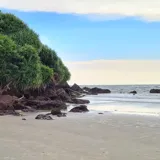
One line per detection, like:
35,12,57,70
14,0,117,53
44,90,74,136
56,88,72,102
83,87,90,92
57,113,66,117
150,89,160,93
89,87,111,94
35,114,53,120
51,108,62,115
0,95,20,116
24,100,67,110
129,91,137,94
69,105,89,113
51,108,67,117
71,83,84,93
71,98,90,104
83,87,111,95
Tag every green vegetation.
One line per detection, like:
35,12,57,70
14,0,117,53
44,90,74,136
0,11,70,91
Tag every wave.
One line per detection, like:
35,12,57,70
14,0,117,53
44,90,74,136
83,93,160,116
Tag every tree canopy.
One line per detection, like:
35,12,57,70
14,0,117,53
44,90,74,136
0,11,70,91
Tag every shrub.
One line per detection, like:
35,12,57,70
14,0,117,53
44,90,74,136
39,45,59,69
15,44,42,90
0,12,41,51
0,34,19,87
0,35,42,90
0,11,71,92
0,12,27,35
41,64,54,85
39,45,71,82
9,29,41,51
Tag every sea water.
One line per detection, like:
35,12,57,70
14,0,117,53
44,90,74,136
81,85,160,116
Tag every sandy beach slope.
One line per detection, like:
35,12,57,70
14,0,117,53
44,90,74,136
0,113,160,160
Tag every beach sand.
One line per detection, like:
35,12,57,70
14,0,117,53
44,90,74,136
0,112,160,160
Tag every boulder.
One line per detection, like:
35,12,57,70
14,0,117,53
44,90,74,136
129,91,137,95
56,88,72,102
150,89,160,93
35,114,53,120
0,95,18,110
89,87,111,94
69,105,89,113
0,95,20,116
71,83,84,93
44,88,58,100
71,98,90,104
51,108,67,117
57,113,67,117
51,108,62,115
56,82,70,89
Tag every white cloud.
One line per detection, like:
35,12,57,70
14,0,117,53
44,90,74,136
64,60,160,85
1,0,160,21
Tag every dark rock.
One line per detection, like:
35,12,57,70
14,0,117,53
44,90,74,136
56,82,70,89
0,113,4,116
35,114,53,120
89,87,111,94
51,108,62,115
36,96,50,101
46,113,51,116
129,91,137,95
24,93,30,99
98,113,104,114
0,95,20,116
22,118,26,120
44,88,58,100
13,102,25,110
71,83,84,93
0,95,18,110
150,89,160,93
56,88,72,102
57,113,67,117
69,105,89,113
22,106,36,112
25,100,67,110
71,98,90,104
83,87,91,92
0,110,20,116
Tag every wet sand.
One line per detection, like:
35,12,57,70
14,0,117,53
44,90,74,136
0,112,160,160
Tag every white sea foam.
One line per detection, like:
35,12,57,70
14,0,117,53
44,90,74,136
81,85,160,116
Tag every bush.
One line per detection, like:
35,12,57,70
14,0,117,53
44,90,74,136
15,45,42,90
0,11,71,92
0,34,19,87
0,12,41,51
39,45,71,82
0,36,42,90
9,29,41,51
41,64,54,85
0,12,27,35
39,45,59,69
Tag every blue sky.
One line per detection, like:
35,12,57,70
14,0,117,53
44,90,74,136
1,1,160,85
2,8,160,61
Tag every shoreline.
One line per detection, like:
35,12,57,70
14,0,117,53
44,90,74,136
0,113,160,160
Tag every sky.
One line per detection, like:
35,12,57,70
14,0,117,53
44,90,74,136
1,0,160,85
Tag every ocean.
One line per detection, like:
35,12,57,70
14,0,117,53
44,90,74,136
81,85,160,116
